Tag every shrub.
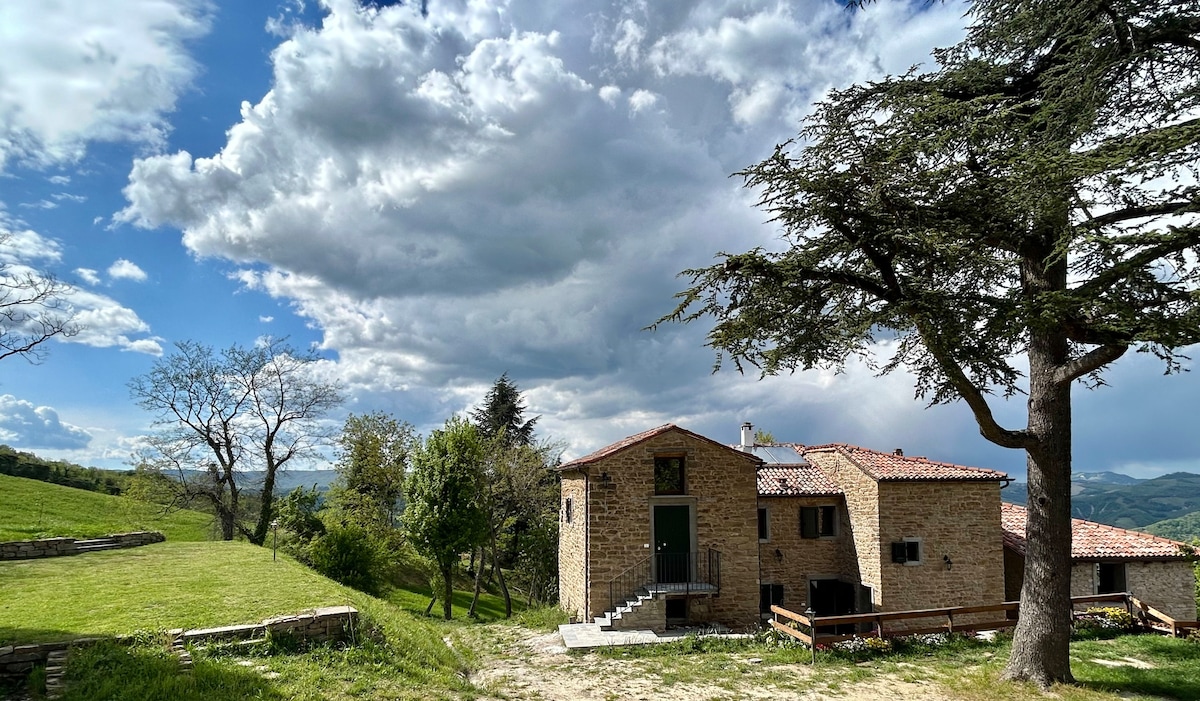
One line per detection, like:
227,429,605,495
307,525,385,594
1075,606,1136,632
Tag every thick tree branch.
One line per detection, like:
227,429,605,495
913,319,1037,449
1052,344,1130,385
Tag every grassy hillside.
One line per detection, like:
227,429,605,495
0,540,469,699
1144,510,1200,542
1006,472,1200,529
0,473,213,542
1069,472,1200,528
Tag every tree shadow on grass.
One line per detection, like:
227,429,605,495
1072,635,1200,701
387,584,526,623
61,641,287,701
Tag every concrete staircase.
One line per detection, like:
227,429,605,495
595,588,667,632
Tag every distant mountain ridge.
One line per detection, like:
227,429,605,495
1004,471,1200,530
175,469,340,494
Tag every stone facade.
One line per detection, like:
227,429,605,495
1007,553,1196,622
875,481,1005,618
806,451,882,596
558,426,761,629
558,473,588,622
757,496,848,614
1070,561,1197,621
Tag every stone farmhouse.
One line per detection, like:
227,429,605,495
557,423,1197,632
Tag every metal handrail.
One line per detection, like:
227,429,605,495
606,549,722,615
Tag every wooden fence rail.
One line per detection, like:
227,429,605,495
770,592,1199,648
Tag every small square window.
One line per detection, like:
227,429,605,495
891,539,922,564
758,508,769,541
654,456,685,495
801,505,837,538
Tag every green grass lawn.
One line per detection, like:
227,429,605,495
1,539,472,699
0,541,371,643
0,473,213,542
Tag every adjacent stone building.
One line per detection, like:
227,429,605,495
1001,503,1197,621
560,423,1197,631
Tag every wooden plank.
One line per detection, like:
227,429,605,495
769,619,812,645
952,603,1019,616
770,605,810,626
1072,593,1128,605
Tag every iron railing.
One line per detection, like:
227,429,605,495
607,548,722,614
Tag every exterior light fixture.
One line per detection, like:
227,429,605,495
943,554,952,571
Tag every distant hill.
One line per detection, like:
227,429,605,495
1071,470,1143,486
0,444,129,495
0,473,213,542
1005,471,1200,530
175,469,340,494
1144,511,1200,543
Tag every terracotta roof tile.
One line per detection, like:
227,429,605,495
758,465,843,496
557,424,761,470
1001,503,1193,561
804,444,1008,482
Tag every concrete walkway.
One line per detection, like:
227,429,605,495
558,622,750,650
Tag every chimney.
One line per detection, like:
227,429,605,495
740,422,754,451
893,448,904,456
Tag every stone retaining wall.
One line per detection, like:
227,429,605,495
0,531,165,561
0,606,358,681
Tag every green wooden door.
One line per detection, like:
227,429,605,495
654,504,691,583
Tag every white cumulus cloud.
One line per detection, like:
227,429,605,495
107,258,148,282
0,394,93,450
0,0,212,172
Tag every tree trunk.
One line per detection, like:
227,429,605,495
442,562,454,620
250,464,278,546
1003,249,1075,687
491,533,512,618
468,547,484,618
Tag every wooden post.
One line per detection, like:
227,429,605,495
806,607,816,666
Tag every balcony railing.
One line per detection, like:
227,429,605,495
607,549,721,614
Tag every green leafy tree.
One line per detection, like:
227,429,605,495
328,412,415,533
402,416,488,620
661,0,1199,686
130,338,343,544
471,373,539,447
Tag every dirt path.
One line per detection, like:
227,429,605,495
466,627,961,701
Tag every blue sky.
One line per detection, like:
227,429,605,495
1,0,1197,481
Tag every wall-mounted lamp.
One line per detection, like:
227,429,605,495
774,548,783,562
599,471,613,484
943,554,953,571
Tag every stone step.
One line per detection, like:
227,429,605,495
74,542,124,553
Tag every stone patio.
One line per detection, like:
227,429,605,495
558,622,750,650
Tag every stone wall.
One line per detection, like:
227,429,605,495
0,607,359,681
1069,561,1197,621
577,428,761,628
758,496,848,614
558,472,588,622
0,532,165,561
806,451,881,595
875,481,1005,623
179,605,359,645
